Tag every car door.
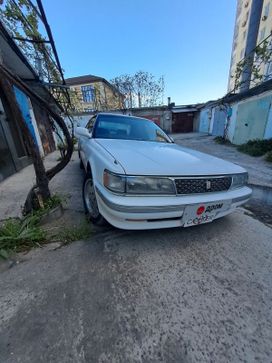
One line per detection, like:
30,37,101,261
79,116,96,167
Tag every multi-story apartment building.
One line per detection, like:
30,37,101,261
228,0,272,92
65,75,124,113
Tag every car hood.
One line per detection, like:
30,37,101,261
96,139,246,176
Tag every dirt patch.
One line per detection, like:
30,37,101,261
244,200,272,228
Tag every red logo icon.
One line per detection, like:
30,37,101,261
196,206,205,215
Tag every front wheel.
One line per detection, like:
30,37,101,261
83,172,106,226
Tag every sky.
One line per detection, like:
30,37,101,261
43,0,237,105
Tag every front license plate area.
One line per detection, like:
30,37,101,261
182,201,230,227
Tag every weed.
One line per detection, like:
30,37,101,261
265,150,272,162
55,222,92,244
0,215,46,259
44,194,64,210
33,194,65,219
214,136,231,145
237,138,272,156
0,195,90,259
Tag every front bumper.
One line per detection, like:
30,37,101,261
95,185,252,230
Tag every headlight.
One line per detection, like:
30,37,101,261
103,170,126,193
231,173,248,189
126,176,176,195
103,170,176,195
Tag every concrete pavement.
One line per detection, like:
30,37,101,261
0,151,84,220
0,142,272,362
0,209,272,362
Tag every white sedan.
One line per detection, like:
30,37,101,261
76,113,251,230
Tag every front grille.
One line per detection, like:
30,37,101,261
174,176,232,195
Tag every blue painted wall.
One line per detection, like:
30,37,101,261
264,103,272,139
13,86,37,144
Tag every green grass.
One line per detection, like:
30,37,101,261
237,138,272,157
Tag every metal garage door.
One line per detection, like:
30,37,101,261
212,107,226,136
233,96,271,145
172,112,194,133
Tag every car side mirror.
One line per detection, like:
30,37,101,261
75,127,92,139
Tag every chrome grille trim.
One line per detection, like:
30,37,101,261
174,176,232,195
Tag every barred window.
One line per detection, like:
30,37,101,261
81,85,95,103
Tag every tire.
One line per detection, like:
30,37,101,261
82,172,106,226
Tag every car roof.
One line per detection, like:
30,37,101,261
96,113,148,121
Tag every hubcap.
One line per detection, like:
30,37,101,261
84,178,100,218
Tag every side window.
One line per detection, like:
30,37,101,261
86,116,96,131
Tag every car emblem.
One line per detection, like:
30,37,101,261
206,180,211,190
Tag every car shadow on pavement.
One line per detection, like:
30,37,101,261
89,213,236,253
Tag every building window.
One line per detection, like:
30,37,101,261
81,85,95,103
259,27,266,41
243,30,247,40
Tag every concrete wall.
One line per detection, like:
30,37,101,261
127,109,172,132
227,103,238,142
193,111,200,132
67,109,172,132
67,114,93,128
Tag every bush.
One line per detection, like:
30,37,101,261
237,138,272,156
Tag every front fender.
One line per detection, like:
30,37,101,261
86,139,125,188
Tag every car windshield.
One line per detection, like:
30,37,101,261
93,115,171,143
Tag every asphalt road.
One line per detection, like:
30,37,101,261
1,209,272,362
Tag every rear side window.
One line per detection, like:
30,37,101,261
86,116,96,131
